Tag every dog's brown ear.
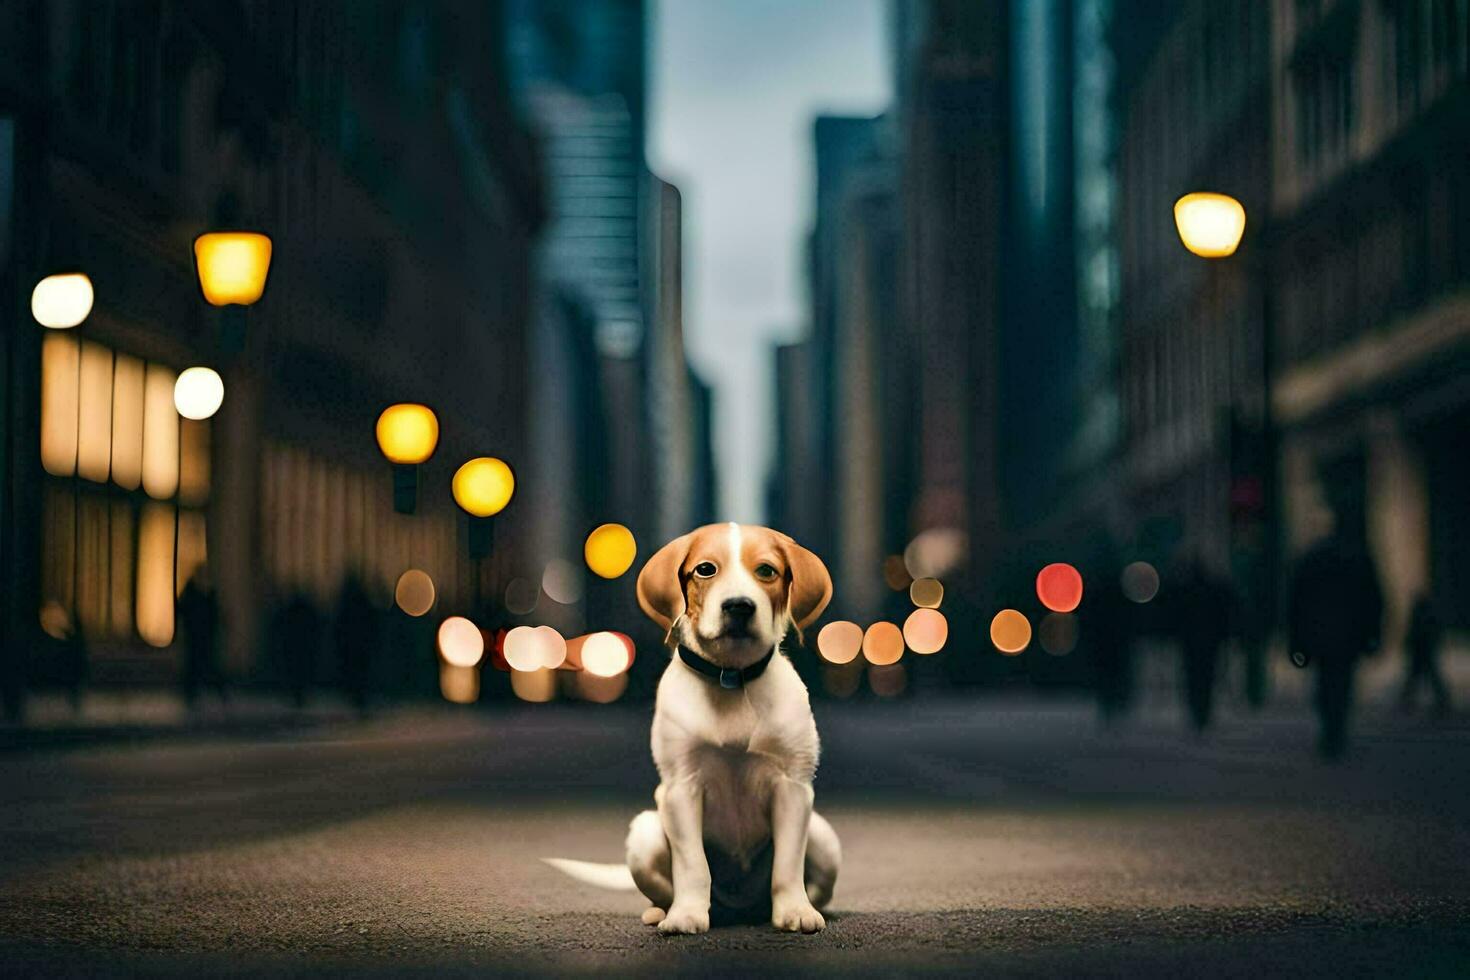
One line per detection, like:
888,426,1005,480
779,534,832,630
637,533,692,632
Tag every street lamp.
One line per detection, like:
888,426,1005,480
193,231,272,352
452,456,515,558
1173,192,1246,258
193,232,272,306
1173,190,1279,691
376,403,439,514
31,273,94,329
173,367,225,420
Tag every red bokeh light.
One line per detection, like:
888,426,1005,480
1036,563,1084,613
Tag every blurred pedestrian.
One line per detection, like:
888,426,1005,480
1288,531,1383,760
1168,557,1234,734
1400,593,1451,715
335,573,376,714
274,592,322,709
178,568,226,708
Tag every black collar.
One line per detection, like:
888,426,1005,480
677,645,776,689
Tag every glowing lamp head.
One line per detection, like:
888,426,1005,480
584,523,637,579
452,457,515,517
1173,192,1246,258
376,404,439,465
193,232,273,306
173,367,224,420
31,273,94,328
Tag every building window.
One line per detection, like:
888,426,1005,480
39,335,209,648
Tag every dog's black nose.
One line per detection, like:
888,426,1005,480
722,597,757,621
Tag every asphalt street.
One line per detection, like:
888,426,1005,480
2,693,1468,977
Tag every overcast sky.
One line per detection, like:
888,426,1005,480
648,0,892,524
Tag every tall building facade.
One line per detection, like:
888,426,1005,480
1113,0,1274,587
1,2,543,707
1112,0,1470,656
506,0,713,664
893,0,1009,609
1269,0,1470,640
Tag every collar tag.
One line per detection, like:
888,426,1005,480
719,668,740,689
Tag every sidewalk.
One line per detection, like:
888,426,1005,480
0,690,368,752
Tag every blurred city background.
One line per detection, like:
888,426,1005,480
3,0,1470,973
4,0,1468,730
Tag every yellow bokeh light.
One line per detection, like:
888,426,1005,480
375,404,439,465
394,569,435,617
503,626,542,672
537,626,568,669
452,457,515,517
31,273,94,328
173,367,224,421
862,621,904,666
437,616,484,667
582,631,633,677
910,577,944,609
990,609,1032,655
505,625,569,671
584,523,637,579
193,232,273,306
903,607,948,654
1173,192,1246,258
817,620,863,664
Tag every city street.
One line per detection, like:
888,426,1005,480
2,694,1468,977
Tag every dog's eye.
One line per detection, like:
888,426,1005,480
693,562,718,579
754,563,779,582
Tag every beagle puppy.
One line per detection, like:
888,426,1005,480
626,522,839,934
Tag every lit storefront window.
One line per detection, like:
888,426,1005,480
38,337,209,648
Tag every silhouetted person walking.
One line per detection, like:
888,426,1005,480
1401,593,1451,715
178,569,226,708
274,593,323,709
1288,532,1383,760
335,574,376,714
1169,559,1233,734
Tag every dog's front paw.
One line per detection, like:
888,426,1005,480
772,894,826,933
657,905,710,935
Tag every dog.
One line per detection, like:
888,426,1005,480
545,522,839,935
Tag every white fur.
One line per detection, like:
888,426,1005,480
540,857,637,891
